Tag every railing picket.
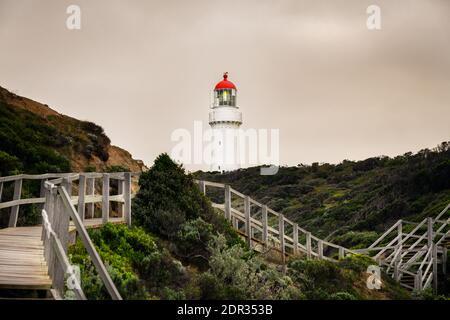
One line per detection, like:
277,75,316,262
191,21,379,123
262,205,268,246
427,217,433,249
86,177,95,218
118,178,124,217
124,172,132,227
279,214,285,263
318,239,323,259
8,178,23,227
443,248,447,275
244,196,252,247
224,185,231,221
433,243,438,293
52,193,68,294
199,180,206,195
306,232,312,259
102,173,110,224
293,224,299,255
78,174,86,222
339,246,345,259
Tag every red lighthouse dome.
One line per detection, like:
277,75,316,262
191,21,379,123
215,72,236,90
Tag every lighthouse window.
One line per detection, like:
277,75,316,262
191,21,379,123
217,89,236,107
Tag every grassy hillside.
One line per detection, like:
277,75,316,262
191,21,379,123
0,85,145,175
0,85,145,227
194,142,450,248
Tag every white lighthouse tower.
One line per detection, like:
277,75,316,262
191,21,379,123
209,72,242,172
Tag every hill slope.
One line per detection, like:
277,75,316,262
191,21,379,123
0,86,145,174
195,142,450,248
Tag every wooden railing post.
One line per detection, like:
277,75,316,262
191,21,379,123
53,179,71,294
124,172,132,227
244,196,252,247
427,217,433,249
86,177,95,218
443,247,447,275
118,178,125,217
397,219,403,250
64,175,72,196
415,269,423,292
262,205,268,246
318,239,324,259
199,181,206,195
393,259,399,281
38,179,47,211
102,173,110,224
43,184,58,279
8,178,23,227
293,224,299,255
306,232,312,259
279,214,285,263
432,243,438,294
77,174,86,222
339,247,345,260
224,185,231,221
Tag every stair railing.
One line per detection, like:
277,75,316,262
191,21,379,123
42,178,123,300
197,180,355,262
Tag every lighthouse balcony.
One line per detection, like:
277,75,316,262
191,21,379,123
209,108,242,124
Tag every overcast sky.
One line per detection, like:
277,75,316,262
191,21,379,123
0,0,449,171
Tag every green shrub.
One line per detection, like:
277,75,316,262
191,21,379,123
330,292,357,300
69,224,156,299
199,235,303,300
133,153,242,247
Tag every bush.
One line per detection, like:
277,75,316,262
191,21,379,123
69,224,156,299
198,235,303,300
330,292,357,300
133,153,242,248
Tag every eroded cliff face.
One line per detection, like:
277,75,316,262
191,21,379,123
0,85,146,173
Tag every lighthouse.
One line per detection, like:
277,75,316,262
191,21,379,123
209,72,243,172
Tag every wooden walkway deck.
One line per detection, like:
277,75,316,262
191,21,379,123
0,227,51,290
0,218,125,291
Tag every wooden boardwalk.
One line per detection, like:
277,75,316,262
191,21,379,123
0,218,126,291
0,227,51,290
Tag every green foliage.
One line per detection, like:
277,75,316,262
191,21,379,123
69,224,156,299
0,102,71,174
133,153,211,233
333,231,379,249
194,141,450,243
288,254,409,300
197,235,303,300
329,292,357,300
133,153,243,259
0,151,22,176
106,165,130,173
175,218,213,263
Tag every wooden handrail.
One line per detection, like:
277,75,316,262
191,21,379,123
58,186,122,300
199,180,353,263
42,209,86,300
